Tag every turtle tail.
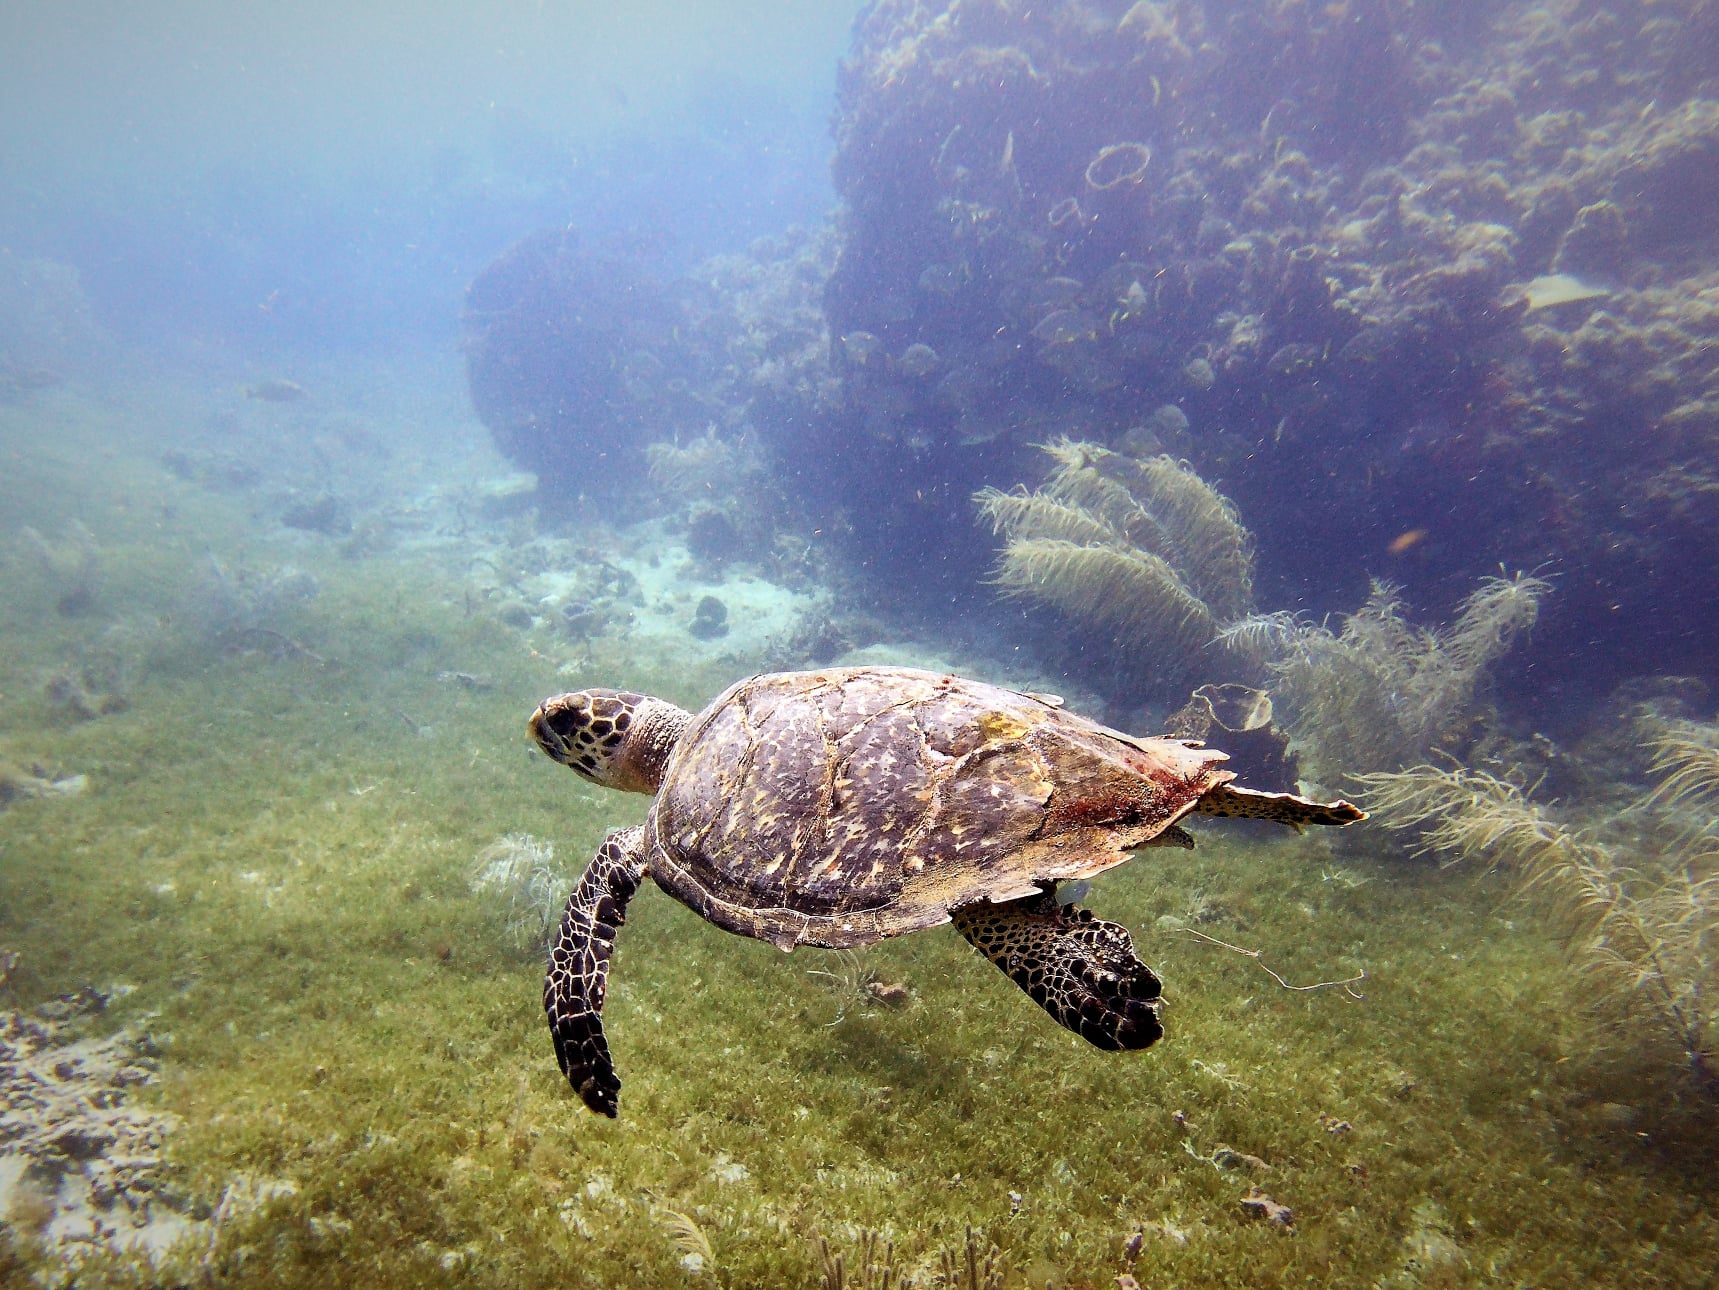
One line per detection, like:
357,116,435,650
545,825,648,1117
1195,782,1366,829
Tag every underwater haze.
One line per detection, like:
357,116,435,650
4,1,1719,1286
1,0,855,347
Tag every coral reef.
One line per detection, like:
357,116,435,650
1231,572,1549,783
814,0,1719,696
458,1,1719,700
976,439,1254,693
462,228,696,499
676,225,842,431
464,225,836,519
646,428,789,578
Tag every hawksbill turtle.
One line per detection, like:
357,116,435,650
528,666,1364,1116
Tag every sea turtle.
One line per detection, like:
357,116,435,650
528,666,1364,1116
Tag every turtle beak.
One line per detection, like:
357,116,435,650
528,696,580,765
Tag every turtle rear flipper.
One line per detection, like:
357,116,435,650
1195,782,1366,829
545,825,647,1117
953,891,1163,1051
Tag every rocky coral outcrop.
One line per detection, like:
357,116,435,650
463,0,1719,702
814,0,1719,695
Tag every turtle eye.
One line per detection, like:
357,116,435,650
541,706,586,745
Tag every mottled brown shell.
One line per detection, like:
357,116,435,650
646,666,1231,950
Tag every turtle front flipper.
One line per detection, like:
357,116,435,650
953,890,1163,1051
545,825,647,1117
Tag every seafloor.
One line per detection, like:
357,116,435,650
1,363,1716,1288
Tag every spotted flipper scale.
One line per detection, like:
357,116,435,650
953,890,1163,1051
544,825,647,1117
1195,782,1366,829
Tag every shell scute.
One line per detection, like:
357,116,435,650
813,668,934,740
912,687,1016,758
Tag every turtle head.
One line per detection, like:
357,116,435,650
529,689,692,795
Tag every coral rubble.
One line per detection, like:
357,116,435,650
0,989,200,1269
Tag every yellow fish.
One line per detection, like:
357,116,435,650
1386,528,1428,556
243,378,306,402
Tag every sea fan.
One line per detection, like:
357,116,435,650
1241,571,1550,781
645,426,751,498
1644,719,1719,813
976,439,1255,690
657,1205,720,1283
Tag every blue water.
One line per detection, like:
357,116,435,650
0,1,857,351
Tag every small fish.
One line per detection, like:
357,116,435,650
1031,309,1100,345
893,342,942,377
1266,342,1323,377
243,378,306,402
1055,879,1092,906
1386,528,1428,556
840,330,882,365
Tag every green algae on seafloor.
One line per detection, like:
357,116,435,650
3,400,1719,1287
